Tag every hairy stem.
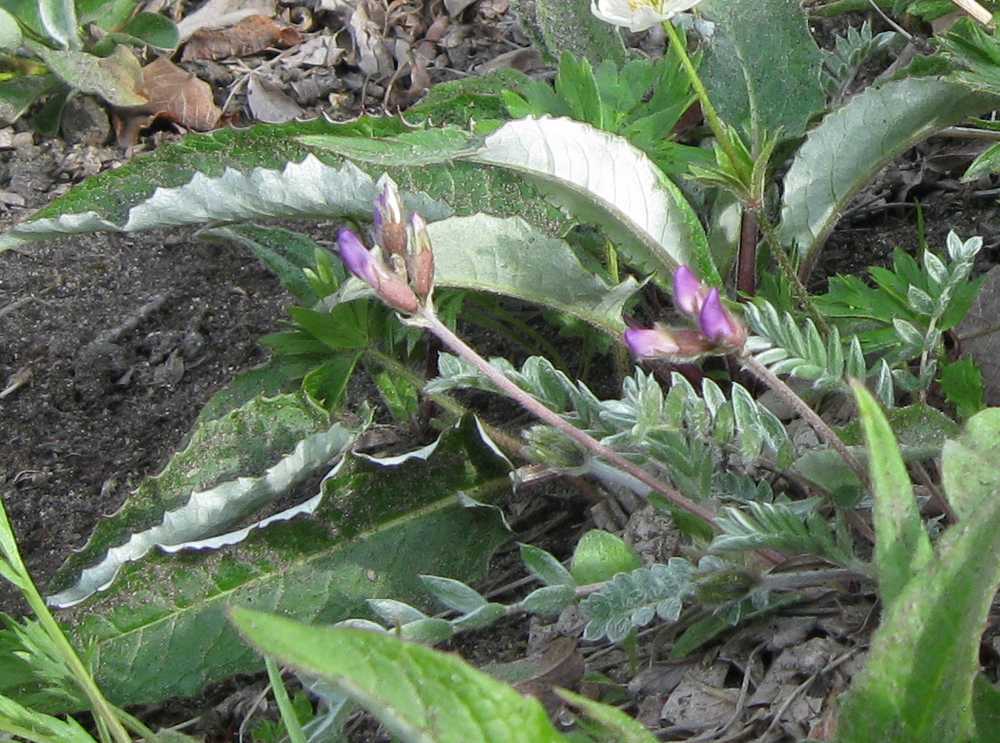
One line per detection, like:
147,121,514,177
419,309,722,528
740,353,868,485
755,212,830,334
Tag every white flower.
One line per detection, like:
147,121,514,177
590,0,705,32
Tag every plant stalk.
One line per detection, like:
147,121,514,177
662,20,743,174
740,353,868,486
419,309,721,527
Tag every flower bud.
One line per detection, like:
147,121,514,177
406,213,435,301
337,228,379,285
624,323,713,361
673,265,710,318
698,289,747,348
337,228,419,314
374,176,407,257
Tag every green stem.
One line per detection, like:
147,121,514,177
756,212,831,334
266,657,307,743
606,240,628,387
662,20,742,175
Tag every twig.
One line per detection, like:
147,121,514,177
94,293,169,344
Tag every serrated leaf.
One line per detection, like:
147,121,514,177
940,358,985,419
580,560,695,643
519,544,575,588
44,418,512,708
467,117,715,287
229,609,565,743
700,0,824,142
47,395,358,607
419,576,486,614
0,115,569,253
779,78,997,277
852,383,932,608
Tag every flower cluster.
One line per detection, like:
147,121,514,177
336,176,434,314
625,266,746,361
590,0,704,32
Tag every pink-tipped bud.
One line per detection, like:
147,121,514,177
374,176,407,257
673,265,710,317
406,212,435,301
337,228,378,285
624,323,713,361
337,227,419,314
698,289,746,348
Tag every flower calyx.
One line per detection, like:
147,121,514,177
623,266,747,363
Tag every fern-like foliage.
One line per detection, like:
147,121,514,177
579,559,695,642
743,299,894,405
711,500,862,570
427,356,795,500
822,21,900,103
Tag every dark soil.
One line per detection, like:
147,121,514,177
3,5,1000,742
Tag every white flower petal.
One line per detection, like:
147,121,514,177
590,0,705,32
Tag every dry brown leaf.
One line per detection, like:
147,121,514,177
137,57,222,131
181,15,302,61
176,0,275,42
247,73,304,123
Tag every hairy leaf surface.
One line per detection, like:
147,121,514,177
42,418,511,707
779,78,995,277
468,117,714,287
230,609,565,743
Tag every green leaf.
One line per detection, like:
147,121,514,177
229,608,566,743
34,44,145,106
940,358,985,419
47,395,356,607
38,0,79,49
569,530,641,585
299,128,478,166
511,0,625,67
418,576,486,614
194,358,302,425
0,8,22,50
0,117,568,253
851,383,932,608
44,418,511,708
963,141,1000,180
0,75,60,126
288,304,368,351
467,117,716,288
519,544,576,588
580,560,695,643
699,0,824,142
119,12,178,49
555,52,604,128
836,469,1000,740
200,224,328,305
669,594,803,660
779,78,997,277
518,585,576,615
426,214,639,337
941,408,1000,521
301,352,362,411
556,688,657,743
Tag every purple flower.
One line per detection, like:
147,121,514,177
337,228,378,285
625,325,681,359
698,289,746,348
673,265,709,317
